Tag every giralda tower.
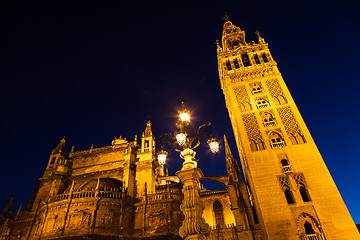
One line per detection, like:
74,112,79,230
216,19,360,240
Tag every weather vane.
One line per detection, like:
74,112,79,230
221,12,232,22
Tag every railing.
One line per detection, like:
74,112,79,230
50,190,126,202
206,223,239,240
300,233,324,240
271,141,285,148
252,89,264,95
200,189,228,196
143,191,182,201
282,165,293,174
256,103,270,109
263,120,276,127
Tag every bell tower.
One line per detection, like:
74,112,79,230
217,19,360,240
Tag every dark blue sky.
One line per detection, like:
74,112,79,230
1,0,359,223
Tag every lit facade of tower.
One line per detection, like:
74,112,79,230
216,19,360,240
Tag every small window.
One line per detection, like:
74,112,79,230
304,221,315,234
300,186,311,202
269,132,285,148
254,54,261,64
226,61,232,70
262,53,269,62
50,156,56,165
281,159,289,166
261,112,276,127
256,99,269,109
233,59,240,68
284,188,295,204
241,53,251,67
144,140,150,149
251,83,263,95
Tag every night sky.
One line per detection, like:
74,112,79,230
1,0,359,224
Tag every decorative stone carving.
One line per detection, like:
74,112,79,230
176,168,210,239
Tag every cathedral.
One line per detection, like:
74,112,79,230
1,19,359,240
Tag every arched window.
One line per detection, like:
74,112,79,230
284,188,295,204
269,132,285,148
281,159,289,166
226,61,232,70
300,186,311,202
233,58,240,68
262,53,269,62
213,200,225,227
304,221,315,234
261,112,276,127
241,53,251,67
281,159,292,173
256,99,270,109
253,54,261,64
251,83,263,95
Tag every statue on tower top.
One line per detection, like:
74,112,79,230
221,12,232,22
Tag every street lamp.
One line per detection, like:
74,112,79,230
208,138,220,154
158,102,219,240
157,150,168,165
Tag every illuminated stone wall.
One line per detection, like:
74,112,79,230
217,19,360,240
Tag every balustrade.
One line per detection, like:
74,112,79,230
300,233,323,240
282,165,293,174
271,141,285,148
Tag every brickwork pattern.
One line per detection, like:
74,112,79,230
265,78,286,101
277,106,303,136
233,85,251,108
242,113,263,142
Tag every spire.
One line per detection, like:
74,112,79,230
52,136,66,155
143,120,153,137
224,135,244,183
16,203,22,216
2,195,14,218
224,135,236,172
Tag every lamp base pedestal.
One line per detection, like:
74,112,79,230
176,167,210,239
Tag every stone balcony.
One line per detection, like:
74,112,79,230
300,233,324,240
282,165,293,174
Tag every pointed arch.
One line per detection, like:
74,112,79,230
281,159,289,166
304,221,315,234
299,185,311,202
269,131,285,148
213,200,225,227
250,140,257,152
257,139,266,150
296,212,323,238
289,133,297,145
261,112,276,127
284,188,295,204
295,132,306,144
273,97,281,105
279,95,287,104
256,98,270,109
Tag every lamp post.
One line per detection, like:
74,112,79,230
157,103,219,240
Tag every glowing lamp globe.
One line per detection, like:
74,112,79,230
157,150,168,165
208,138,220,154
176,133,186,146
179,112,190,124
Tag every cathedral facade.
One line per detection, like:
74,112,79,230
1,121,260,240
1,19,359,240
